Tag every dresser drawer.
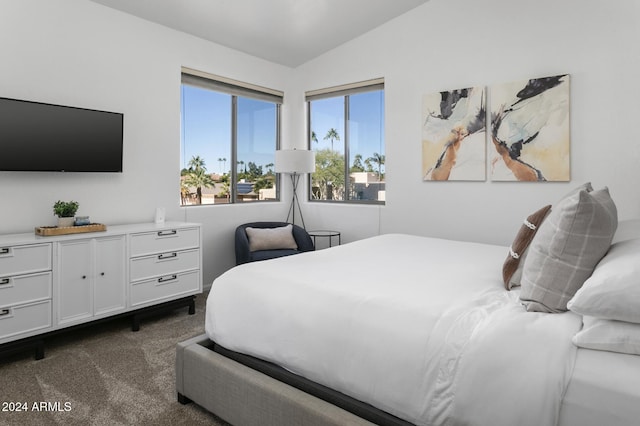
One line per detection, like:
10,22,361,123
0,243,51,277
129,227,199,257
0,271,51,307
130,248,199,282
0,300,52,341
130,270,200,307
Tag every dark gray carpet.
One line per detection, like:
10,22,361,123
0,291,229,426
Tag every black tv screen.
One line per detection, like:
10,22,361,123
0,97,123,172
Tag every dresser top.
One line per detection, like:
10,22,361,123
0,222,201,246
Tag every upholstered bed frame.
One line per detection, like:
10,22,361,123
176,334,412,426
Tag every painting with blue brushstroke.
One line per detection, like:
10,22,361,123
490,74,570,181
422,86,486,181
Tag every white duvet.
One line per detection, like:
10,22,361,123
206,234,581,426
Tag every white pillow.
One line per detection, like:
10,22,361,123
612,219,640,243
567,238,640,323
245,225,298,252
572,316,640,356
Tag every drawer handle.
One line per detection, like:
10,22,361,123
0,247,11,256
157,252,178,260
157,230,177,237
157,274,177,284
0,277,11,286
0,308,11,317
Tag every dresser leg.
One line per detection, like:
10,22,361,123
34,340,45,360
131,316,140,332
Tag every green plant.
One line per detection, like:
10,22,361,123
53,200,79,218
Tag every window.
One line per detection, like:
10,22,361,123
180,68,282,206
307,79,385,203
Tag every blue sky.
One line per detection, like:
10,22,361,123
309,90,385,169
181,85,231,174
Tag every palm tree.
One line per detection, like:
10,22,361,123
351,154,365,172
180,179,191,205
217,157,227,174
185,155,214,204
311,131,318,145
324,128,340,151
367,152,385,181
188,155,206,173
184,168,215,204
265,162,274,175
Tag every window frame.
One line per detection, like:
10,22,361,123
180,68,283,206
306,78,385,205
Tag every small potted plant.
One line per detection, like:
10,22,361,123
53,200,79,227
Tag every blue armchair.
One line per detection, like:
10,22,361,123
235,222,315,265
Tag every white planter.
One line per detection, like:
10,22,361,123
57,217,75,227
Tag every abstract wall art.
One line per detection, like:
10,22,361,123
422,86,486,181
489,74,570,181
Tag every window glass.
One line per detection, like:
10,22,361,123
236,97,278,202
308,86,385,203
348,90,385,202
309,97,345,201
180,73,281,206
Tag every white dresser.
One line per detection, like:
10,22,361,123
0,222,202,359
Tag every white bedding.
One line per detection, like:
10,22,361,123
206,234,582,426
559,347,640,426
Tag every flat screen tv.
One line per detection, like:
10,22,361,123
0,96,123,172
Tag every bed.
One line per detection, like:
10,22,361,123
176,186,640,426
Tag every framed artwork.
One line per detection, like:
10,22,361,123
422,86,486,181
490,74,570,181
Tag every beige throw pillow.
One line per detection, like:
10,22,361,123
503,204,552,290
245,225,298,252
519,187,618,313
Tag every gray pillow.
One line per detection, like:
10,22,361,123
520,187,618,312
245,225,298,252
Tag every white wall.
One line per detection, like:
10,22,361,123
1,0,639,285
0,0,293,285
293,0,640,245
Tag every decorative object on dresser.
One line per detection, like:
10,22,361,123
75,215,91,226
0,221,202,360
52,200,79,227
35,223,107,236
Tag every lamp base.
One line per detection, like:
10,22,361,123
285,173,306,229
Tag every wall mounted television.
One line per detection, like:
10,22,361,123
0,96,123,172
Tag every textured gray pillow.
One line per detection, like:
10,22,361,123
520,187,618,313
245,225,298,252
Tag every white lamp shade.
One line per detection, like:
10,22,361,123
275,149,316,173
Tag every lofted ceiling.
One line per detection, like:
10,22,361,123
89,0,430,67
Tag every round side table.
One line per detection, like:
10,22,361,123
308,230,341,249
